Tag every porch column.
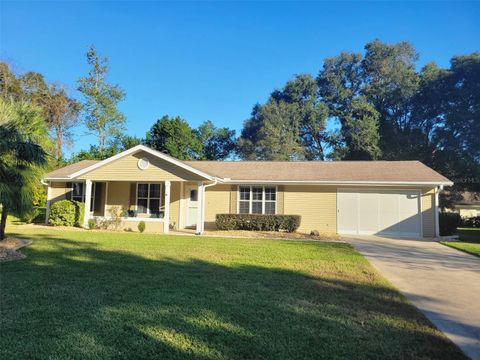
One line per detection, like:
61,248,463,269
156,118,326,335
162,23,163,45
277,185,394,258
83,180,92,228
196,181,205,234
178,182,184,229
164,180,171,233
45,182,52,224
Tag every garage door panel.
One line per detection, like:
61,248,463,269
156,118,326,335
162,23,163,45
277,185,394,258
338,189,421,238
358,192,379,234
337,191,358,234
378,192,399,234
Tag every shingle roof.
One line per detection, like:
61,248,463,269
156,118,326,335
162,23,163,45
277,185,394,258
184,160,451,183
45,160,99,179
456,191,480,205
44,153,451,185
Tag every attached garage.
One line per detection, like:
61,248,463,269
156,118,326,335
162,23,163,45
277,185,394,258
337,188,422,238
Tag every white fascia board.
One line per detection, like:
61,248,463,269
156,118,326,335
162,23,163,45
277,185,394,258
218,179,454,187
67,145,214,180
42,177,72,181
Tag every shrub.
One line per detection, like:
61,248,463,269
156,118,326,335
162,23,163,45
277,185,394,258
88,218,96,230
32,207,47,224
215,214,301,233
97,206,123,230
461,216,480,228
138,221,146,233
20,207,46,224
49,200,85,227
439,212,461,236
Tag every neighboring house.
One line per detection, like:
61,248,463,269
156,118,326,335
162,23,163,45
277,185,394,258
43,145,452,238
452,192,480,218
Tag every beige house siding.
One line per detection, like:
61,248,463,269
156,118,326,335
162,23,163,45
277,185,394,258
283,185,337,234
78,151,205,181
421,187,436,238
204,184,231,229
105,181,131,214
458,207,480,218
49,182,69,203
276,185,284,214
229,186,237,214
169,182,181,229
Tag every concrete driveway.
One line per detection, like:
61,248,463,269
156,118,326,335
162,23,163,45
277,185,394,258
345,236,480,360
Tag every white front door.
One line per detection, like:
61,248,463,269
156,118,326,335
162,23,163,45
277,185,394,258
337,189,422,238
186,186,198,227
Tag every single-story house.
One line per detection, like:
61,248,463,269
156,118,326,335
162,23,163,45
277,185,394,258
452,192,480,218
43,145,452,238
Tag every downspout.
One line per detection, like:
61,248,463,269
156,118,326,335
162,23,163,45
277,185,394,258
199,178,218,234
435,185,443,238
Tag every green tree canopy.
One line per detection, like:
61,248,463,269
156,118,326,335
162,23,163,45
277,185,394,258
0,63,80,160
195,120,236,160
0,99,49,239
238,74,329,160
146,115,202,160
69,135,142,163
238,40,479,207
77,45,126,152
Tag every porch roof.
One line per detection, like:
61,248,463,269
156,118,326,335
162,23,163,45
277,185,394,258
44,145,214,181
45,160,100,180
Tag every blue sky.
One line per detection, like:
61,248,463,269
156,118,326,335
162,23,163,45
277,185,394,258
1,1,479,156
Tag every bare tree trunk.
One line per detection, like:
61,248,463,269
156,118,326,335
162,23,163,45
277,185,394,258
56,126,63,160
0,206,8,241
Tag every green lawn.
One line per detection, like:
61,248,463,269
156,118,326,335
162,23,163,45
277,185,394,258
442,228,480,257
1,224,466,360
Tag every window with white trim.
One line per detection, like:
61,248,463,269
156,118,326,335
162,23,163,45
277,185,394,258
137,183,162,217
238,186,276,215
70,182,95,211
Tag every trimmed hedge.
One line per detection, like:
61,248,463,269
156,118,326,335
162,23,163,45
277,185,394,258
462,216,480,228
439,212,461,236
49,200,85,227
216,214,301,233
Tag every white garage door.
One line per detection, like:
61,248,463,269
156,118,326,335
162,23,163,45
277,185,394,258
337,189,422,238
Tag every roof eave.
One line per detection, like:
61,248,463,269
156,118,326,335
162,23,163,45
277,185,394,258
218,179,454,187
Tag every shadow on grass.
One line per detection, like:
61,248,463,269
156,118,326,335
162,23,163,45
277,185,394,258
0,233,467,360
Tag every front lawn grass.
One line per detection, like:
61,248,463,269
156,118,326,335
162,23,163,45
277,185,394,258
1,224,466,359
442,228,480,257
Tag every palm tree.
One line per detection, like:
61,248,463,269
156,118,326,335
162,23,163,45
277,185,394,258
0,99,48,240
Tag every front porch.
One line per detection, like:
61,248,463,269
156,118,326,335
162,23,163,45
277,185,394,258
46,180,207,234
44,145,219,234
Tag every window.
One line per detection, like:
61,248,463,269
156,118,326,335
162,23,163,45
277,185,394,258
238,186,276,215
71,182,84,202
239,186,250,214
137,183,162,217
190,189,198,202
264,187,276,214
70,182,95,211
252,187,263,214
